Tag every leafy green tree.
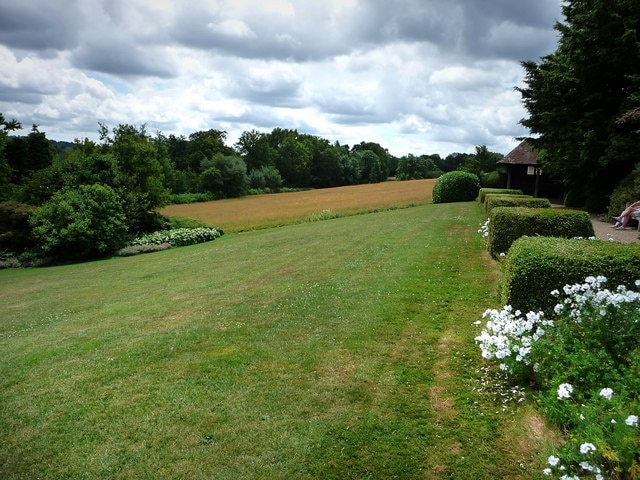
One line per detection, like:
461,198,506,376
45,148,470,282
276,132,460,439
30,184,128,260
304,135,343,188
274,134,312,187
199,166,223,195
106,124,170,231
187,129,234,173
235,129,275,171
356,150,386,183
0,113,21,199
201,153,248,198
396,154,440,180
517,0,640,210
352,141,390,180
248,165,283,191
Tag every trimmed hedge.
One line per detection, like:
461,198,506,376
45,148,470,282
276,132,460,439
477,188,523,203
432,171,480,203
500,236,640,314
484,194,550,215
488,206,593,258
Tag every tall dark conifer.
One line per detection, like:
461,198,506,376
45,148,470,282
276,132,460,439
517,0,640,210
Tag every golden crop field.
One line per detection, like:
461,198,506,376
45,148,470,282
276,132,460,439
161,178,435,232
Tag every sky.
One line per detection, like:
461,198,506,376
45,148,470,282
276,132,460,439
0,0,562,158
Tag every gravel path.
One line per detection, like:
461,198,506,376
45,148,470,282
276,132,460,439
590,215,640,244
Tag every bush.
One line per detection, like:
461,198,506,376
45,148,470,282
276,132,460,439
484,194,550,215
477,188,523,203
487,206,591,258
479,171,503,188
432,171,480,203
0,201,34,253
499,236,640,314
170,193,215,204
30,184,128,261
476,276,640,480
130,227,223,248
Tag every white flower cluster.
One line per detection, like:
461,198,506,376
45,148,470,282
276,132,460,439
543,445,604,480
552,276,640,322
477,218,490,239
557,383,573,400
474,305,552,372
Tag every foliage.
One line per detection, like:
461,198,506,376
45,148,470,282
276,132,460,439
30,184,128,260
106,124,171,231
201,153,248,198
500,237,640,315
396,154,442,180
607,164,640,222
129,227,223,247
484,195,550,215
432,170,480,203
476,276,640,480
487,205,590,258
479,170,502,188
517,0,640,211
248,165,283,191
0,201,34,253
115,242,172,257
170,192,215,204
477,188,524,203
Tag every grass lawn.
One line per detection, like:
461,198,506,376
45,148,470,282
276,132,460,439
0,200,555,479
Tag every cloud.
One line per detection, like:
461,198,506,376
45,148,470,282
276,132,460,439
0,0,562,156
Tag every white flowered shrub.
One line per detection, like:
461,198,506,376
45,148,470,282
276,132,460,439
476,276,640,479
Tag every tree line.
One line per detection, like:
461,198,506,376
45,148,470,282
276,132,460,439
0,116,503,262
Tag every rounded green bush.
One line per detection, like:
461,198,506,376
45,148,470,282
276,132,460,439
432,171,480,203
30,184,128,260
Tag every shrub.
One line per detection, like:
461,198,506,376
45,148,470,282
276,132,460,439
477,188,523,203
170,193,215,204
30,184,128,261
476,276,640,480
484,194,550,215
487,206,591,258
130,227,223,248
0,201,35,253
479,171,503,188
432,171,480,203
500,236,640,314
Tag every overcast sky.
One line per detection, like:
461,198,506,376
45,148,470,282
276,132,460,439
0,0,562,157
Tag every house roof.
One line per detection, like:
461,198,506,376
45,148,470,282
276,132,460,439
497,140,540,166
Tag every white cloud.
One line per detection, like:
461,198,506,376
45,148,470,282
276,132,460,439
0,0,561,156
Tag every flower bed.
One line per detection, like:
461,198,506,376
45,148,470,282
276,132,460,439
476,276,640,479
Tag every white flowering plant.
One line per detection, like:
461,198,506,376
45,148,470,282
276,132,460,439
130,227,223,247
475,276,640,479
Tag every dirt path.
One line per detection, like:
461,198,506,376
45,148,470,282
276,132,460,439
590,215,640,244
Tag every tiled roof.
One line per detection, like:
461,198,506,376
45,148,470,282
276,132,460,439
497,140,540,165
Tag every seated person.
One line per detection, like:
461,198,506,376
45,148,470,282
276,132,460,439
612,199,640,229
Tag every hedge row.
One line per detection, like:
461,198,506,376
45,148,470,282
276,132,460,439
488,206,594,257
500,236,640,314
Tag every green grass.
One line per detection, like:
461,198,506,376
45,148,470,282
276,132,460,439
0,202,555,479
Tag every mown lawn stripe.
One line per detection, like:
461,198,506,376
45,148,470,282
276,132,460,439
0,202,552,479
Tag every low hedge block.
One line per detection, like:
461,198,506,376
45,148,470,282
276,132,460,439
500,236,640,314
477,188,523,203
488,206,593,258
484,194,550,215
